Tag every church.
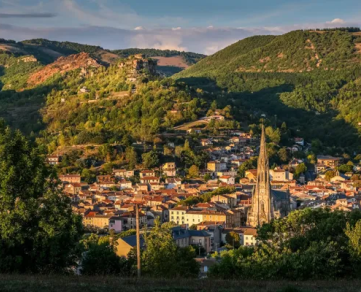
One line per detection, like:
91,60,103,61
247,126,291,227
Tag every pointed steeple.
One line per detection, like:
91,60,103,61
247,124,274,227
257,125,269,185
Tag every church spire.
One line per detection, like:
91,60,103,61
247,124,274,227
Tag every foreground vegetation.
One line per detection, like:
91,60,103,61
0,275,360,292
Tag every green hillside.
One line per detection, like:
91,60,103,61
0,38,204,75
175,29,361,152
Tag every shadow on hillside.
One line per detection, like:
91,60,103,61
0,66,4,91
0,83,58,135
237,85,360,151
177,76,360,152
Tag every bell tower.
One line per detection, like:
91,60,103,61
247,125,274,227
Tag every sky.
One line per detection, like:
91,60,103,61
0,0,361,54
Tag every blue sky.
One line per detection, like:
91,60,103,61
0,0,360,54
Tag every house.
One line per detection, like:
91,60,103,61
245,169,257,183
83,213,112,229
269,169,294,181
169,206,188,225
121,211,147,230
210,194,237,208
96,175,115,184
109,216,122,233
187,128,202,134
229,137,240,144
200,139,213,147
294,137,305,146
188,229,212,253
140,176,160,184
240,228,257,246
119,179,132,190
140,170,156,178
59,174,81,184
47,155,62,165
165,178,182,189
317,155,342,169
171,226,211,253
162,162,176,177
116,235,145,258
64,183,82,195
207,161,227,172
195,258,217,277
219,176,235,185
113,169,134,178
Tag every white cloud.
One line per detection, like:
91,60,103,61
1,17,360,54
328,18,345,24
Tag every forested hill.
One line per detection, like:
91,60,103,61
176,29,361,77
0,38,204,75
174,29,361,152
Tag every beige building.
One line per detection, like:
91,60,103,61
207,161,227,172
83,213,112,229
269,169,294,181
162,162,177,177
170,206,188,225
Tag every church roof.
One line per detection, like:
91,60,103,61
272,190,289,201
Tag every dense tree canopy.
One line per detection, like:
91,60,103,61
0,123,83,273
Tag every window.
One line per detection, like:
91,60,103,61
199,239,202,244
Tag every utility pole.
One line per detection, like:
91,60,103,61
135,203,141,278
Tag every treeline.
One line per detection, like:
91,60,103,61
311,27,361,32
21,39,103,55
210,208,361,280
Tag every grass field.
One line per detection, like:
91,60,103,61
0,275,359,292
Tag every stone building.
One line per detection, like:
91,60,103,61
247,126,290,227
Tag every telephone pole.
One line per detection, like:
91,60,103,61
135,203,141,278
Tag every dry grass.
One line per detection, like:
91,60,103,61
0,275,359,292
152,56,189,68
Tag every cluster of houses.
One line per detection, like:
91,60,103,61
49,129,361,259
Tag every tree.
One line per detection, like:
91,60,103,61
265,126,281,144
142,218,199,278
338,164,353,173
278,147,289,163
210,208,361,280
81,241,121,275
238,157,257,178
125,147,138,169
325,170,336,181
0,126,83,273
294,163,307,178
188,164,199,178
175,246,200,277
345,220,361,257
142,150,159,169
225,232,241,249
189,224,198,230
204,173,212,181
142,219,178,278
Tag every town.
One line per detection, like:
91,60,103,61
46,120,361,272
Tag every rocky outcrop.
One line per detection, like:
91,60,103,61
27,52,101,86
